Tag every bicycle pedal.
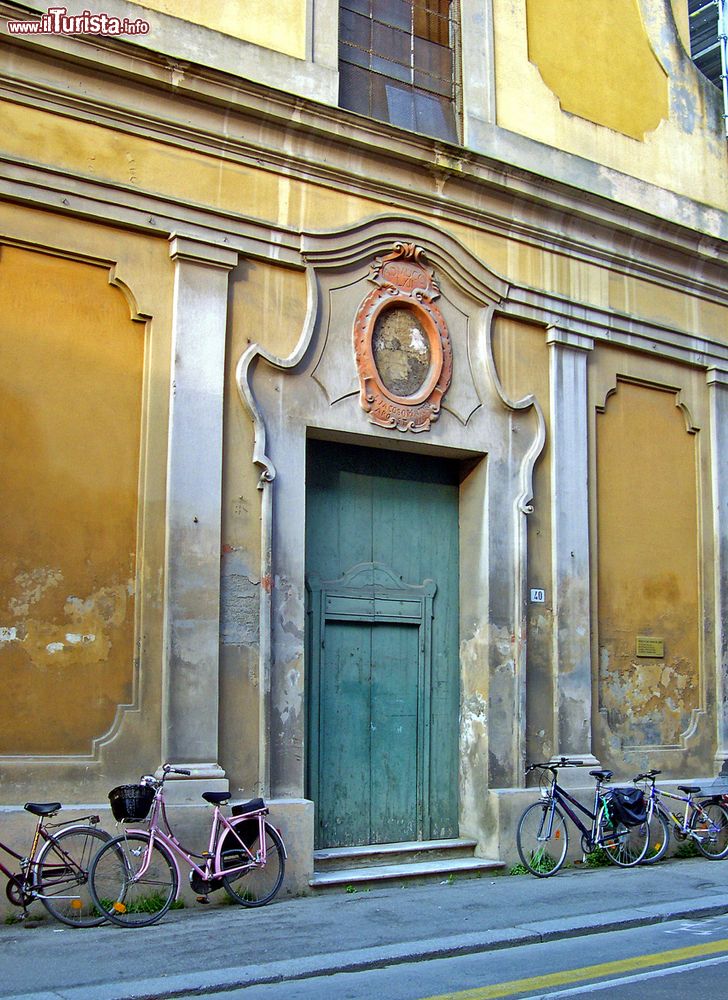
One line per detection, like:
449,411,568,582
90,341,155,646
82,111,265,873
195,895,210,904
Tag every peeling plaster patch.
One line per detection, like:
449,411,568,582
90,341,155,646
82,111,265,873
277,666,303,727
459,625,490,814
65,586,128,627
0,627,18,643
9,568,63,615
15,584,131,666
220,577,259,645
221,550,260,646
65,633,95,645
460,693,488,761
275,576,305,664
599,643,698,746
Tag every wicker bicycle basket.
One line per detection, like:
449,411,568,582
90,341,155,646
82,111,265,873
108,783,155,822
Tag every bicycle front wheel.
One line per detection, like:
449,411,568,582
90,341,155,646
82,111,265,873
220,820,285,906
641,804,670,865
596,804,649,867
516,801,569,877
89,833,178,927
35,825,110,927
691,801,728,859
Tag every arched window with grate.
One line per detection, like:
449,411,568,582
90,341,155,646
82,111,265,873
339,0,460,143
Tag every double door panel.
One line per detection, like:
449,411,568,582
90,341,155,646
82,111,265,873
306,440,459,849
320,621,419,846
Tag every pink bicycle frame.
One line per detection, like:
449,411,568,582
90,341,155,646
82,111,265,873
123,789,279,894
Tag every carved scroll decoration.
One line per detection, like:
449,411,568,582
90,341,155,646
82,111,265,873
354,243,452,432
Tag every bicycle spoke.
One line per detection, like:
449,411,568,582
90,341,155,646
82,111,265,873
220,821,285,906
692,801,728,859
89,833,178,927
516,801,569,877
35,826,109,928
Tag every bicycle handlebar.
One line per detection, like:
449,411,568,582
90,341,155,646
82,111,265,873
140,764,192,788
162,764,192,777
632,769,661,783
525,757,584,773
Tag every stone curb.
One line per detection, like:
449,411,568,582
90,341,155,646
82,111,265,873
6,895,728,1000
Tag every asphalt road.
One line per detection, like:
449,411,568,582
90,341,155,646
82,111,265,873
1,857,727,999
188,914,728,999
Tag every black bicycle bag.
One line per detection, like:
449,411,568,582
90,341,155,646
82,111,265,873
604,787,647,827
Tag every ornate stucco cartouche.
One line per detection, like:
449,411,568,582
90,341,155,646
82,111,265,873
353,243,453,433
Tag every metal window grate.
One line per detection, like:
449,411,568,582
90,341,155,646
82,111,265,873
339,0,459,142
689,0,721,87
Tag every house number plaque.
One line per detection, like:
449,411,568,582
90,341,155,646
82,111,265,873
354,242,452,432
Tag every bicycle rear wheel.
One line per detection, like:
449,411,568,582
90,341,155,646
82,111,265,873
641,804,670,865
691,801,728,859
35,825,109,927
596,804,649,867
89,832,179,927
220,820,285,906
516,801,569,877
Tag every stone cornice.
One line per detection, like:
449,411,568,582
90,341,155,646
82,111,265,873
0,158,303,265
3,158,728,377
505,286,728,372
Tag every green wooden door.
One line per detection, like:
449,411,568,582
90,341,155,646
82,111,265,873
306,441,459,849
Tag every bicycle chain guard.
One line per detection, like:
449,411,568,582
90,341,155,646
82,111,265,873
189,871,222,895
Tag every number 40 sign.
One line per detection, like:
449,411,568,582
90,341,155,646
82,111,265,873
530,589,546,603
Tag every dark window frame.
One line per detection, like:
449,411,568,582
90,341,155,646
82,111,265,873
689,0,722,87
339,0,462,144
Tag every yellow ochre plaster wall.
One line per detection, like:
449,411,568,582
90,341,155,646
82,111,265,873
128,0,307,59
595,378,700,753
0,246,144,755
494,0,728,209
526,0,668,140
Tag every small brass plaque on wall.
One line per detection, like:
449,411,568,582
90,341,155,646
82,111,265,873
636,636,664,658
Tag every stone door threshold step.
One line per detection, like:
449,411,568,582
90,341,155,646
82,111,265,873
314,837,478,862
310,856,503,887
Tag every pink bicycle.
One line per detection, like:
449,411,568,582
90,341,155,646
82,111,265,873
88,765,286,927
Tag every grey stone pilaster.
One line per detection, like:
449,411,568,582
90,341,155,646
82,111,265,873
162,236,238,786
708,369,728,773
547,328,598,766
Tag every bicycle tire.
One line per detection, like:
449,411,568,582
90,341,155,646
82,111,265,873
641,804,670,865
35,825,110,927
691,801,728,860
596,803,649,867
220,820,285,906
89,832,179,927
516,801,569,877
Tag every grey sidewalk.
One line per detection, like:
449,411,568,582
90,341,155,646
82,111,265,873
1,856,727,1000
